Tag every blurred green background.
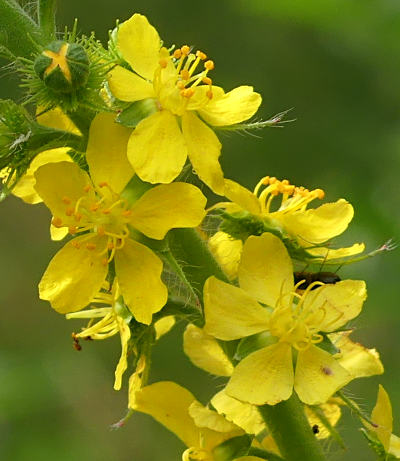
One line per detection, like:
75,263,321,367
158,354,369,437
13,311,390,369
1,1,400,460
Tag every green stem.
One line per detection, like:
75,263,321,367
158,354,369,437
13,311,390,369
259,393,327,461
0,0,46,58
168,228,229,304
38,0,57,41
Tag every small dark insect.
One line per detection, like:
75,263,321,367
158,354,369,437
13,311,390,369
312,424,320,434
294,271,341,290
72,333,82,351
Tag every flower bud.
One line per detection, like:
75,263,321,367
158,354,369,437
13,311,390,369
34,41,90,94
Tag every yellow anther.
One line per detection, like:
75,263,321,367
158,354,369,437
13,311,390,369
86,243,96,250
180,69,190,80
71,241,81,249
206,90,213,99
181,88,195,98
101,257,108,266
122,210,132,218
181,45,190,55
107,242,115,250
65,207,74,216
97,226,105,236
102,209,111,215
204,60,214,70
314,188,325,199
202,76,212,85
281,179,290,185
196,50,207,60
177,81,185,90
269,177,277,184
99,181,108,188
173,49,182,59
83,185,91,193
90,203,100,212
68,226,77,235
159,58,168,69
52,217,63,228
62,196,71,205
74,212,82,222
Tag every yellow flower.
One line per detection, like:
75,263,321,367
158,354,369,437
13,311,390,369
107,14,262,194
35,112,207,324
204,232,367,405
131,381,265,461
211,176,364,274
367,385,400,458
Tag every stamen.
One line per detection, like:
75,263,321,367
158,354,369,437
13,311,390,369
159,58,168,69
69,226,77,235
204,60,214,70
181,45,190,56
52,217,63,228
65,207,74,216
173,49,182,59
86,243,96,250
62,196,71,205
202,76,212,85
196,50,207,60
83,185,91,193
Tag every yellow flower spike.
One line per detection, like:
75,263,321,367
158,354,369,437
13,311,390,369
108,13,261,194
35,146,206,322
204,233,367,406
183,324,234,377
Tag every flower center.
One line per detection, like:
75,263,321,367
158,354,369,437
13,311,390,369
52,181,132,265
253,175,325,216
156,45,215,114
269,281,326,351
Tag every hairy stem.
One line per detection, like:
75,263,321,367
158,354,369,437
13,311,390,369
38,0,57,41
259,393,328,461
0,0,46,58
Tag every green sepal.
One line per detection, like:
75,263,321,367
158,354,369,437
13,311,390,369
235,331,276,361
116,99,158,128
316,334,340,355
212,434,253,461
360,428,395,460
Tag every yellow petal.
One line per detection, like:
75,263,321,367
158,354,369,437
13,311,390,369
182,111,225,195
131,381,200,448
86,112,134,193
34,161,91,221
223,179,261,215
118,13,160,80
389,434,400,458
130,182,206,239
115,239,167,325
279,199,354,246
331,332,383,378
198,86,262,127
371,385,393,452
294,345,352,405
13,148,72,204
36,106,81,135
50,224,68,241
107,65,155,102
226,343,294,405
127,110,187,184
305,280,367,332
208,231,242,281
188,401,240,433
39,235,108,314
128,356,146,408
238,233,294,308
114,316,131,390
154,316,176,340
211,390,265,435
183,324,234,377
307,242,365,260
204,276,270,341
